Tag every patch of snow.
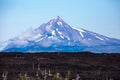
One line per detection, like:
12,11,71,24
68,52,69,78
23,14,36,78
60,35,64,39
52,30,56,35
33,33,42,39
72,27,85,32
48,35,59,41
0,41,10,51
92,33,108,40
48,36,54,39
67,37,70,40
56,28,58,31
79,32,84,38
58,31,62,35
35,38,44,42
57,21,62,25
46,25,52,32
50,20,53,25
95,36,104,41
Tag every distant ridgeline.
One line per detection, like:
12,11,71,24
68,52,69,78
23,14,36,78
0,51,120,54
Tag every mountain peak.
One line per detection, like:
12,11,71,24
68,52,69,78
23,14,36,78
47,16,65,26
55,16,63,22
52,16,63,22
57,16,61,19
56,16,63,21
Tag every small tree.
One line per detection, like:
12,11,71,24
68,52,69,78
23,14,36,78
67,70,71,79
32,62,34,69
38,63,40,70
2,71,8,80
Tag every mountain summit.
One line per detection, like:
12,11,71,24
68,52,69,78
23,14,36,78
1,17,120,53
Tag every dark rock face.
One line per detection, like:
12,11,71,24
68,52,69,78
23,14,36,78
0,52,120,80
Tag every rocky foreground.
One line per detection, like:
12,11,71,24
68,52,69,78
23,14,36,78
0,52,120,80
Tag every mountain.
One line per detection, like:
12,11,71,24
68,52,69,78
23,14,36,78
1,16,120,53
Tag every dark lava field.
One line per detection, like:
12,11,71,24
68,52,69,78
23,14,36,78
0,52,120,80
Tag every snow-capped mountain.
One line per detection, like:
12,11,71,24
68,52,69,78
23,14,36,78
1,16,120,53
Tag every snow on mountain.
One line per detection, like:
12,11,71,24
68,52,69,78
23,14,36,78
1,16,120,53
0,41,10,51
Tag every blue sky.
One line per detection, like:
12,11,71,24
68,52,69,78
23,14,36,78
0,0,120,41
